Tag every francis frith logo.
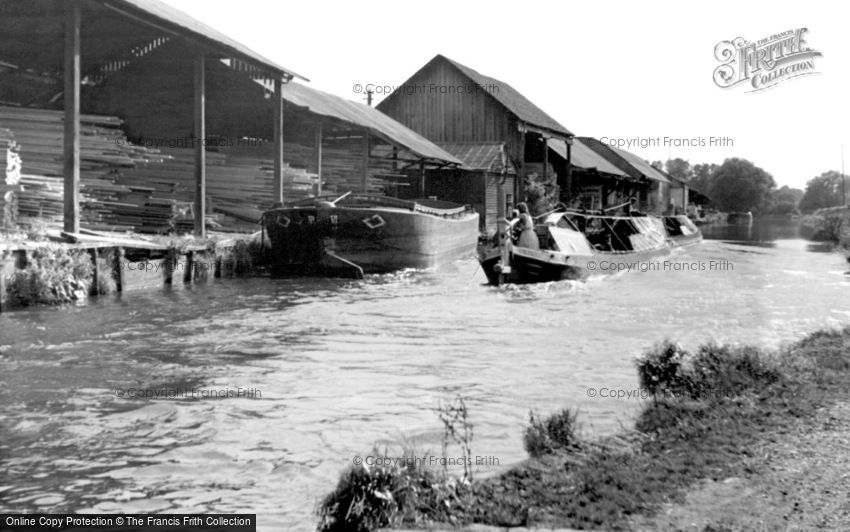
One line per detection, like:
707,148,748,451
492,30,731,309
713,28,822,92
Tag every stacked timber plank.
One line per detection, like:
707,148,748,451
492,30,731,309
116,145,319,231
0,105,169,230
0,105,400,234
282,139,394,195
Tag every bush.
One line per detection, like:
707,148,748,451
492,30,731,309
800,207,850,244
6,245,93,307
524,408,581,457
685,344,781,398
317,447,457,532
636,341,781,401
635,340,688,397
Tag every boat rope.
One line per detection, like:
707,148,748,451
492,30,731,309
601,217,632,251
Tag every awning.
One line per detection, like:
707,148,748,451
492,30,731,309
610,146,670,183
547,138,629,178
281,82,463,166
438,142,515,174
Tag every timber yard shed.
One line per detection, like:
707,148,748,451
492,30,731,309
578,137,672,214
0,0,307,237
0,1,463,236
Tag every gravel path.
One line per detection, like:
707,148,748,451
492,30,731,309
635,400,850,531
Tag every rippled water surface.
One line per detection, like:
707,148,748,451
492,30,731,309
2,218,849,530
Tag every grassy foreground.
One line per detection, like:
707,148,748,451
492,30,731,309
317,327,850,531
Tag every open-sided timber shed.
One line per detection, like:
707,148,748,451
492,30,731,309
0,0,305,237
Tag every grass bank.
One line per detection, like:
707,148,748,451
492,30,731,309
317,327,850,531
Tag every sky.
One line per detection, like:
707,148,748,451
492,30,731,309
166,0,848,190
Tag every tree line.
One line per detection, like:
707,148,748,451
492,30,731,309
651,158,849,214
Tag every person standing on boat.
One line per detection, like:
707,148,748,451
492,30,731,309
512,202,539,249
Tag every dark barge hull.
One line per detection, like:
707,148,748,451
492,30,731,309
479,245,584,285
263,196,479,278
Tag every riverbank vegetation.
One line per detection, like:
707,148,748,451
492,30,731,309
656,157,848,217
2,219,268,308
5,244,94,306
801,206,850,248
317,327,850,531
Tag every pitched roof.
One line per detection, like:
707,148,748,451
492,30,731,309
610,146,670,183
107,0,307,80
437,142,516,174
438,55,572,138
0,0,306,81
281,82,462,165
577,137,670,183
547,138,630,178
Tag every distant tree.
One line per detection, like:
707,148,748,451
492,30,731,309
766,185,804,215
691,163,718,195
650,160,664,171
798,171,850,212
665,158,693,182
709,158,776,212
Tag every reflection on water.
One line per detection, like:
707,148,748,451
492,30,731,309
1,217,848,530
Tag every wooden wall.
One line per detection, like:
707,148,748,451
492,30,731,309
378,58,525,166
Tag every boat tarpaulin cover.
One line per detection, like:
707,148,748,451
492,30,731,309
629,217,668,251
548,227,594,257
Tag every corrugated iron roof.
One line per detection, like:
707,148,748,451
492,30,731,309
577,137,670,183
438,55,572,138
609,146,670,183
547,138,630,178
437,142,515,174
281,82,463,165
103,0,307,80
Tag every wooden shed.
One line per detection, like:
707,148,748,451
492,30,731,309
0,0,305,236
377,54,575,209
578,137,672,215
0,1,461,235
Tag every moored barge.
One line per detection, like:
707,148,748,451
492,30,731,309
263,193,479,279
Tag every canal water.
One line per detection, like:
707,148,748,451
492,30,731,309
1,217,849,530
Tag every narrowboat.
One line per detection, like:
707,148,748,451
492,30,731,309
663,215,703,247
727,211,754,224
478,210,671,286
262,193,479,279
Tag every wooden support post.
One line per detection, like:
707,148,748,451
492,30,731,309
565,138,573,203
273,78,284,204
63,0,81,233
88,248,98,296
314,123,322,195
392,147,398,197
542,135,549,182
419,162,426,198
115,247,124,292
361,132,370,193
193,52,206,238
